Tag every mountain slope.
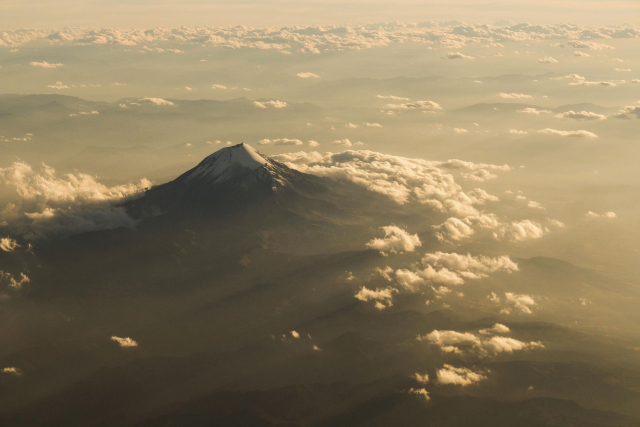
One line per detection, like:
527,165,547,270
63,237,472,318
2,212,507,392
125,143,334,220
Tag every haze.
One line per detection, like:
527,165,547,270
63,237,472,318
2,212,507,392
1,1,639,426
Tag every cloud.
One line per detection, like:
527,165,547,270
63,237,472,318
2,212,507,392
377,95,410,101
0,162,150,240
499,93,532,99
509,129,528,135
433,217,475,242
447,52,473,59
555,111,606,121
408,388,430,400
30,61,63,68
461,170,497,182
555,74,619,86
0,24,636,54
385,100,442,110
366,225,421,255
479,336,543,355
432,214,499,243
494,220,545,242
551,73,584,82
0,237,19,252
439,160,510,172
453,128,468,134
574,51,590,57
258,138,303,146
308,140,319,147
547,219,565,227
479,323,510,335
331,139,352,147
71,111,100,117
270,151,327,164
395,267,463,289
517,108,551,115
355,286,397,309
2,367,22,376
572,80,617,86
502,293,537,314
436,365,486,386
297,72,320,78
418,330,478,352
271,150,503,217
414,372,430,384
376,266,394,281
253,100,288,109
586,211,617,219
613,106,640,119
345,123,360,129
538,56,558,63
1,272,30,290
140,97,174,106
47,81,69,89
111,336,138,347
567,40,614,50
421,252,518,277
538,128,598,138
211,84,227,89
527,201,544,209
419,328,543,357
391,251,516,296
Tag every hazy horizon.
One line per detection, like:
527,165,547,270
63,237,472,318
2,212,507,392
2,1,640,28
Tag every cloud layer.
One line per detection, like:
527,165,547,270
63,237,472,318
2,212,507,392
0,162,150,240
1,24,637,54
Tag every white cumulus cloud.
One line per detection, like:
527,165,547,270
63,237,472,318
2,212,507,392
111,336,138,347
366,225,421,255
253,100,288,109
499,93,532,99
538,128,598,138
386,100,441,110
30,61,63,68
447,52,473,59
0,162,150,240
0,237,19,252
140,97,174,106
436,365,487,386
258,138,303,146
297,72,320,78
555,111,606,121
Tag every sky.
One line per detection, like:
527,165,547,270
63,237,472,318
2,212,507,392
1,0,639,28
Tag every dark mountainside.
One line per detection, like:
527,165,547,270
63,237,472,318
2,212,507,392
1,144,639,427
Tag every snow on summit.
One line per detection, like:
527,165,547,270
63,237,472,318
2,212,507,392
219,143,267,170
186,143,269,184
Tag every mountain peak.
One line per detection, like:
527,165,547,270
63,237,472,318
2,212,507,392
125,142,328,219
185,143,268,185
215,143,267,170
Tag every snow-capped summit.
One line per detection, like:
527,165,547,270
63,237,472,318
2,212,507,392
125,142,327,218
185,143,268,185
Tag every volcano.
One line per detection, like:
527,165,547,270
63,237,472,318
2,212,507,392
125,143,329,220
